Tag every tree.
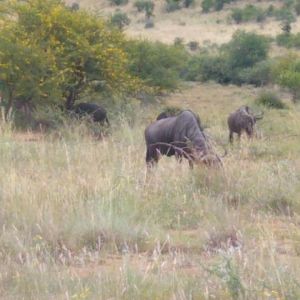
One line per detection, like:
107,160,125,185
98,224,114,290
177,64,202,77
0,0,138,118
273,53,300,102
225,31,269,70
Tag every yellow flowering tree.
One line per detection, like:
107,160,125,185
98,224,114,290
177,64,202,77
0,0,138,117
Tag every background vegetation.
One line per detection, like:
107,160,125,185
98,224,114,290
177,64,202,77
0,0,300,298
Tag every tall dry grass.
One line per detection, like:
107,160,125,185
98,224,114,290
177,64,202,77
0,99,300,299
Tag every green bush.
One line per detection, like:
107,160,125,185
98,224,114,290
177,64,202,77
134,0,154,17
165,0,181,12
110,11,131,29
231,5,266,24
126,40,189,90
237,60,272,86
182,31,270,86
110,0,128,5
273,8,296,23
276,33,300,49
295,0,300,15
201,0,214,13
187,41,199,51
183,0,194,8
225,31,269,70
255,91,287,109
182,53,231,83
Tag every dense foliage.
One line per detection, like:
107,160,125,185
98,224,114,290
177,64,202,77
126,40,189,90
0,0,138,118
182,31,270,85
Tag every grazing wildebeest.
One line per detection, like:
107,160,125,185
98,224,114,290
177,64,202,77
156,107,182,121
73,103,109,125
145,110,222,168
227,105,263,143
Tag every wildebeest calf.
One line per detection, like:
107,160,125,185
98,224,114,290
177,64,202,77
73,103,110,125
227,105,263,143
145,110,221,168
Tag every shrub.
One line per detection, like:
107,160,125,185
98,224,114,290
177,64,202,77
277,33,300,49
144,18,154,28
182,53,231,83
201,0,214,13
295,0,300,15
183,0,194,8
134,0,154,17
225,31,269,70
165,0,181,12
110,11,131,29
231,5,266,24
70,2,80,11
255,91,287,109
231,8,243,24
182,31,270,86
126,40,189,90
187,41,199,51
174,37,184,46
273,53,300,102
274,8,296,23
237,60,272,86
110,0,128,5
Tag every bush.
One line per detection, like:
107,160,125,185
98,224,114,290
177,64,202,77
110,0,128,5
187,41,199,51
183,0,194,8
182,53,231,83
182,31,270,86
110,11,131,29
295,0,300,15
273,53,300,102
273,8,296,23
165,0,181,12
126,40,189,90
134,0,154,17
201,0,214,13
276,33,300,49
225,31,269,70
144,18,154,28
255,91,287,109
237,60,272,86
231,5,266,24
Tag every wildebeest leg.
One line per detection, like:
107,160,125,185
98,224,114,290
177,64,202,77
245,127,254,140
105,117,110,126
146,147,159,168
229,131,233,143
188,159,194,169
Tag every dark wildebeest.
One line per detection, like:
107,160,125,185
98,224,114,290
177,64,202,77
73,103,110,125
156,107,182,121
227,105,263,143
145,110,222,168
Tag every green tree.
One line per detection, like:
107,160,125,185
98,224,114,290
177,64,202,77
0,0,138,117
273,53,300,102
225,31,269,70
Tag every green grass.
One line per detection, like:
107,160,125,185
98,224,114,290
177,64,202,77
0,93,300,299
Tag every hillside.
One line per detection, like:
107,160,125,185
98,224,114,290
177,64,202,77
68,0,300,44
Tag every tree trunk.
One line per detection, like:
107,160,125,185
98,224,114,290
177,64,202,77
5,89,13,121
65,89,76,110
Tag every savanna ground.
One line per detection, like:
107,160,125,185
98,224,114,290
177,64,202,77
1,81,300,299
1,0,300,299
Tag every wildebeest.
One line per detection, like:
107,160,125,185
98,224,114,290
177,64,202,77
145,110,222,168
227,105,263,143
73,103,110,125
156,106,182,121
